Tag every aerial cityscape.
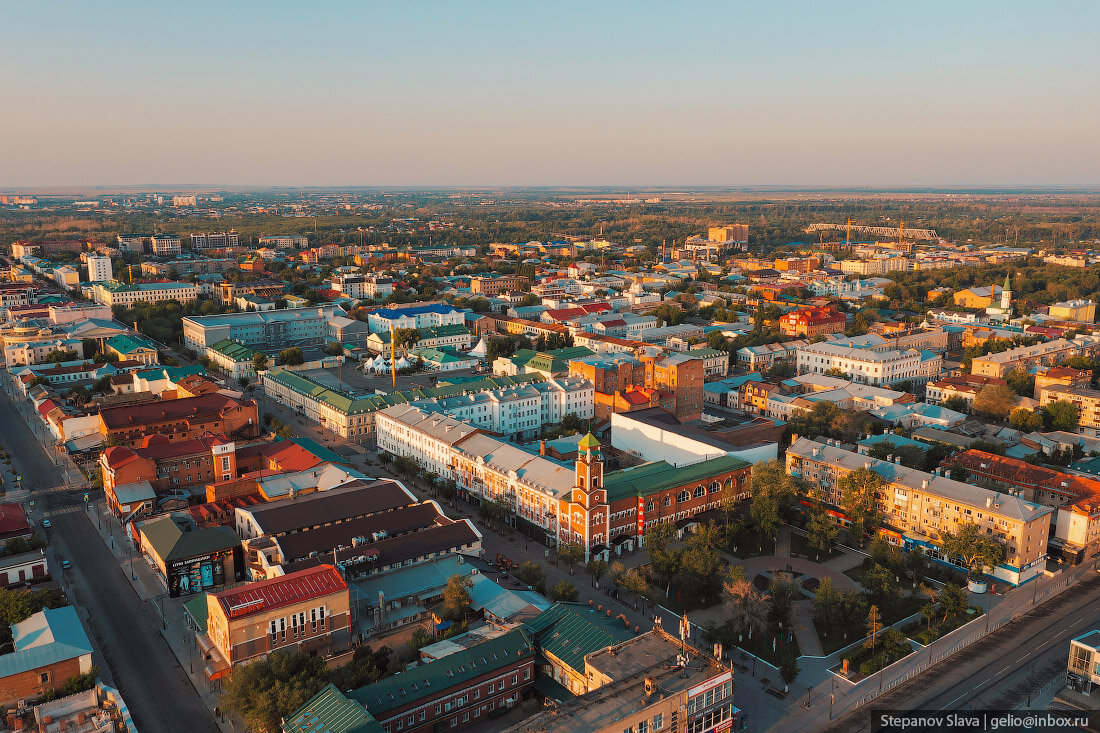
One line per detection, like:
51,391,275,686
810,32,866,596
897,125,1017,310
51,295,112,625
2,4,1100,733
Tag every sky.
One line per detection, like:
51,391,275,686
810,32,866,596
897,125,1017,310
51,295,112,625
2,1,1098,188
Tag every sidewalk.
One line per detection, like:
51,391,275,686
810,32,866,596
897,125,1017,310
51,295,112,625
82,503,240,733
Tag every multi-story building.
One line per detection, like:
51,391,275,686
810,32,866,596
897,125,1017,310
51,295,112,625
735,340,804,373
92,280,200,307
206,339,260,380
796,341,938,386
1066,629,1100,698
643,352,704,421
780,306,846,338
470,275,529,296
257,235,308,248
190,232,239,250
944,449,1100,563
97,392,260,448
786,437,1052,584
202,564,349,679
366,304,466,334
1048,299,1096,323
1039,385,1100,437
85,253,113,282
1033,366,1092,399
378,408,751,559
182,305,351,351
149,234,182,256
971,338,1083,379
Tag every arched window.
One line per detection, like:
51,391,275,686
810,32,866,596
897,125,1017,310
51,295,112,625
693,485,706,499
663,496,671,508
677,490,689,504
709,481,721,494
646,502,654,512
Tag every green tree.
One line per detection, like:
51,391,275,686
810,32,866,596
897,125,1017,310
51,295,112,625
806,507,839,560
749,459,798,545
441,574,473,620
550,579,580,602
252,352,270,372
514,561,546,593
864,605,883,654
277,347,305,366
940,522,1006,579
220,652,328,733
557,541,584,575
44,349,78,364
942,395,970,414
586,557,608,587
838,467,883,544
393,327,421,349
972,383,1018,420
1009,407,1043,432
779,656,800,693
324,341,344,356
939,583,968,622
1004,368,1035,398
1043,400,1081,432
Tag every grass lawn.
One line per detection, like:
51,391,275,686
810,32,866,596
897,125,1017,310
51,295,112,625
815,622,865,656
731,629,801,667
788,532,845,562
904,606,983,644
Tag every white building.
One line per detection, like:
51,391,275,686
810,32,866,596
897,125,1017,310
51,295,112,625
85,254,113,283
796,341,939,386
366,304,465,334
91,280,200,307
149,234,182,256
190,232,239,250
181,305,353,351
375,405,481,480
257,235,309,248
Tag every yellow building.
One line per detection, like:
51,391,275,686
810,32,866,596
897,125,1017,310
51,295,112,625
1049,299,1096,323
953,285,1003,309
786,437,1053,585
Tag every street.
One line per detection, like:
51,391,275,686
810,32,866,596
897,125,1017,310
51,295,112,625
824,573,1100,732
0,377,218,733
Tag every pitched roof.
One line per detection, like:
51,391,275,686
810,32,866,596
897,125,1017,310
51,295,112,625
350,628,534,717
282,684,382,733
244,479,416,535
603,455,751,503
524,602,635,675
213,564,346,620
138,513,240,563
0,607,92,679
99,393,247,429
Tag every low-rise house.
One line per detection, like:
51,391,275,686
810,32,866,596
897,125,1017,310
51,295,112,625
105,334,159,366
0,607,94,707
136,512,242,597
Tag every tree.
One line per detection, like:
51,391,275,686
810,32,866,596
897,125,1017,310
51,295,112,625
1043,400,1081,432
942,395,970,414
972,383,1018,420
586,557,608,587
514,561,546,593
1005,368,1035,398
838,467,883,543
1009,407,1043,432
277,347,305,366
550,579,579,602
940,522,1006,579
618,567,649,604
220,652,328,733
393,327,421,350
749,459,798,544
939,583,968,622
324,341,344,356
442,574,473,620
253,352,270,372
779,656,800,693
862,563,901,612
44,349,78,364
557,541,584,575
864,605,883,654
806,508,839,560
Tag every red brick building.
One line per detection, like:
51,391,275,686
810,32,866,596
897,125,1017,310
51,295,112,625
97,392,259,447
0,607,93,707
780,306,846,338
642,352,704,422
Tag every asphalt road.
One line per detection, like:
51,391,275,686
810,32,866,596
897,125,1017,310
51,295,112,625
0,382,218,733
825,574,1100,732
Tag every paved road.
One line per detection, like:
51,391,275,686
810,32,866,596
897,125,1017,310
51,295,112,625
0,379,218,733
824,574,1100,732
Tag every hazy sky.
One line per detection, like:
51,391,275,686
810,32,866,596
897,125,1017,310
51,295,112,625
2,1,1098,187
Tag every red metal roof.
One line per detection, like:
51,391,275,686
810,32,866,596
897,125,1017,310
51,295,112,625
213,564,347,620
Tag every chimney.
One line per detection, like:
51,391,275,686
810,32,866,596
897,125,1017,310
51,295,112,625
986,496,993,508
921,479,928,489
540,440,546,456
644,677,658,698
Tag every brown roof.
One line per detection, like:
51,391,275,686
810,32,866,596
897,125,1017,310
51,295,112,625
245,479,415,535
99,393,247,429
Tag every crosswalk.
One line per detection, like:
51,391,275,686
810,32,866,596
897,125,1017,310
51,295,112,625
43,506,82,517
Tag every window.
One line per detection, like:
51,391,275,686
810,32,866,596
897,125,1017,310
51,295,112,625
653,713,663,730
39,672,50,684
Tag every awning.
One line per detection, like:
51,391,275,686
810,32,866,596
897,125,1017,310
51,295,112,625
64,434,104,454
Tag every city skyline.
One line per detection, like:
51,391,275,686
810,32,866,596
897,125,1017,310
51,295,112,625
2,2,1099,187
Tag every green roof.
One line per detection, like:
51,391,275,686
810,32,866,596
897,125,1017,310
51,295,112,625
418,324,470,339
350,628,534,717
603,454,751,503
184,594,209,634
523,602,635,676
408,346,474,364
265,370,544,416
578,432,601,450
290,436,350,466
106,334,157,355
208,338,258,362
137,513,240,563
283,684,382,733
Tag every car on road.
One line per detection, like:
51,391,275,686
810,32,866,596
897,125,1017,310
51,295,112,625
60,559,71,570
40,519,51,529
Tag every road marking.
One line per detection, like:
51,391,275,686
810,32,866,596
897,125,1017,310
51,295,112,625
996,665,1012,676
44,506,80,516
943,692,968,708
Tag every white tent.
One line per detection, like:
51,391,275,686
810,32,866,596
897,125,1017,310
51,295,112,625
469,337,488,358
394,356,411,371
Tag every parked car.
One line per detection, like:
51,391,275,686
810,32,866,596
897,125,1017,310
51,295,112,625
40,519,51,529
60,559,71,570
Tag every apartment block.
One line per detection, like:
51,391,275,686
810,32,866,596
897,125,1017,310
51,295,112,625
780,306,846,337
642,351,704,421
1039,385,1100,437
971,338,1082,379
786,437,1052,585
470,275,529,295
796,341,939,386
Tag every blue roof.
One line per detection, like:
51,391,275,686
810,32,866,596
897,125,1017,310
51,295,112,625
0,607,92,678
856,433,927,450
372,304,461,319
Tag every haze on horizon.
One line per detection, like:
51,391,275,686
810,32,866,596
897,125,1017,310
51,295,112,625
2,1,1098,189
